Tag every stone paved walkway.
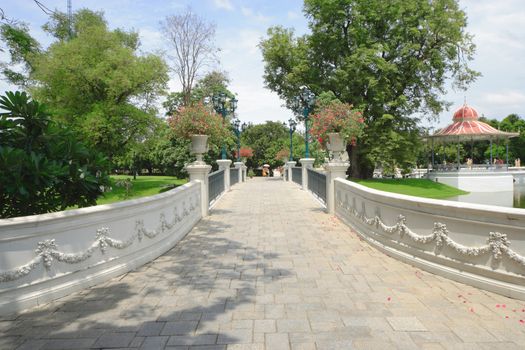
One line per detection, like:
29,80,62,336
2,177,525,349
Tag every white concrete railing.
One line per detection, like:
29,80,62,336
334,178,525,300
0,181,201,314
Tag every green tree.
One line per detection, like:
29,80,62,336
0,91,110,218
241,121,324,170
367,114,422,175
0,21,40,86
241,121,289,169
1,9,169,160
114,121,194,178
500,114,525,163
163,70,232,115
260,0,479,178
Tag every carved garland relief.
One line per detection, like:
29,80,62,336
0,194,199,283
336,190,525,270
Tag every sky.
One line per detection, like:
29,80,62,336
1,0,525,130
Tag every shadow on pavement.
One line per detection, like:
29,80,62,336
1,217,292,349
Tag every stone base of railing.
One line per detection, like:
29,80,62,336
0,182,201,314
334,178,525,301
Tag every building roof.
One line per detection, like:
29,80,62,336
430,104,519,141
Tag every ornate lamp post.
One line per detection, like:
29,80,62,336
288,118,297,161
212,93,238,159
233,118,247,162
295,86,316,158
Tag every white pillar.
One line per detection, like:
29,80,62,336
234,161,243,183
300,158,315,191
286,161,296,182
217,159,232,191
242,165,247,182
186,163,212,217
324,161,349,214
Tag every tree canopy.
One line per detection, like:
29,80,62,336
163,70,233,115
260,0,479,177
1,9,169,160
161,9,217,106
0,91,110,218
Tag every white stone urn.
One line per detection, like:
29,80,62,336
326,132,346,162
190,134,209,164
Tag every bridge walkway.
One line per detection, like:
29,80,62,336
2,177,525,349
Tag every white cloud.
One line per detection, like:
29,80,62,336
213,0,234,11
485,91,525,106
138,28,164,54
240,6,272,23
222,29,263,56
287,11,299,20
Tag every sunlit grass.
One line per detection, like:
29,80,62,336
351,178,468,199
96,175,188,205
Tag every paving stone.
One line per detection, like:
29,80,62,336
138,322,165,336
254,319,276,333
226,344,264,350
15,339,47,350
277,319,310,332
265,333,290,350
161,321,199,336
386,317,428,331
290,343,316,350
140,336,169,349
168,334,218,346
217,329,252,344
94,332,135,348
130,337,145,347
451,324,498,342
41,338,96,349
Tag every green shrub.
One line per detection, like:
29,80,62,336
0,91,110,218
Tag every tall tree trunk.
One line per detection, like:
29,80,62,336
348,143,360,178
348,143,374,179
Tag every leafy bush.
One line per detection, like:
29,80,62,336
0,91,110,218
167,102,229,147
234,146,254,159
310,101,365,146
275,148,289,161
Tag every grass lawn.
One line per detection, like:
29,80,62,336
351,178,468,199
96,175,187,205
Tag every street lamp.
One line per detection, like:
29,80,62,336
288,118,297,161
233,118,247,162
294,86,316,158
212,92,238,159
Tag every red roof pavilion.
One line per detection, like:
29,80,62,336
430,105,519,141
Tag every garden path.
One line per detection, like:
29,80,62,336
2,177,525,349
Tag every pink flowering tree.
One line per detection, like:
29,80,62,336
234,146,254,159
310,100,365,148
168,102,229,147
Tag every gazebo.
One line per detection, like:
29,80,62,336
428,104,519,171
